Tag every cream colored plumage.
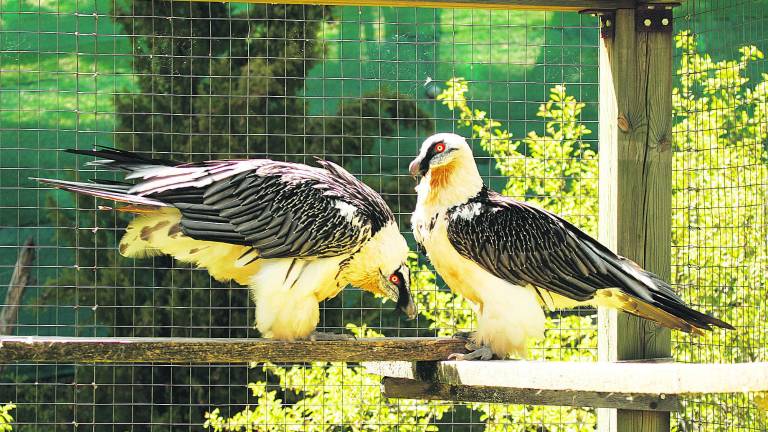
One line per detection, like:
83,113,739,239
119,208,260,285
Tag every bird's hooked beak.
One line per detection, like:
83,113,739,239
380,267,417,320
408,157,422,178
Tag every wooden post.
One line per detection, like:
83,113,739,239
0,238,35,335
597,5,674,432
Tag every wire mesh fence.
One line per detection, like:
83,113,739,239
4,0,765,430
0,1,600,429
672,1,768,430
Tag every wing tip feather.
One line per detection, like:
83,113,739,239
595,288,734,334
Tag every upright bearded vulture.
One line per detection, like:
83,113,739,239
37,148,415,341
410,133,732,360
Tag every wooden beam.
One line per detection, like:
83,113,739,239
0,336,466,363
598,7,674,432
186,0,637,12
364,361,768,395
380,377,678,411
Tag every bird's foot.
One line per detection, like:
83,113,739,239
448,342,495,361
449,331,495,360
308,331,355,341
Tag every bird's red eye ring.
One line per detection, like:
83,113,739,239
389,274,400,285
434,142,446,153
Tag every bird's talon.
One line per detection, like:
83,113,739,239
465,341,481,351
450,345,494,361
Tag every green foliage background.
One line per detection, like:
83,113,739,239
203,29,768,431
0,0,766,430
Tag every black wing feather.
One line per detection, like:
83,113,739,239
58,147,395,260
156,163,393,259
446,187,733,331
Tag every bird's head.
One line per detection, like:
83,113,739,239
409,133,483,209
343,223,417,320
377,262,417,320
409,133,474,179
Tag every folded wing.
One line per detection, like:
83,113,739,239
446,187,733,333
41,148,394,260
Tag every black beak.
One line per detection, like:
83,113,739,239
395,283,418,320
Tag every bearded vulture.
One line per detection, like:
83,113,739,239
410,133,732,360
36,147,416,341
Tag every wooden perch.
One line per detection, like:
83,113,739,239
0,238,35,335
365,360,768,412
0,336,466,363
379,377,677,412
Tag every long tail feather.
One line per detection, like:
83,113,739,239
65,146,179,172
628,263,735,331
582,235,735,332
33,177,167,207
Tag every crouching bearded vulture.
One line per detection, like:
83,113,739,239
37,147,416,341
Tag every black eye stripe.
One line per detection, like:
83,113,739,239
418,140,446,175
394,268,411,309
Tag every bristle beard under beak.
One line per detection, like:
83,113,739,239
395,284,417,320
